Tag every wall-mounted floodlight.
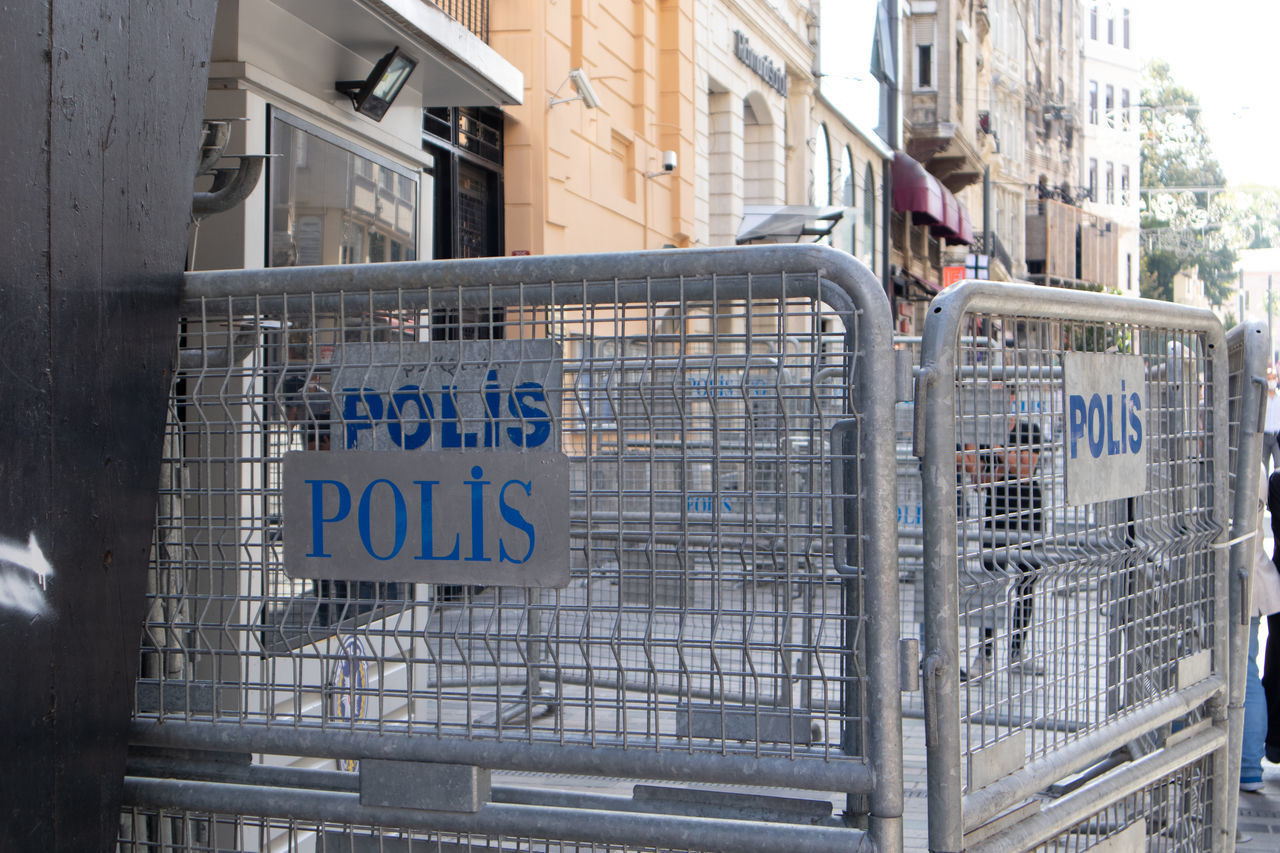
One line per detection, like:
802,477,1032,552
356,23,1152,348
336,47,418,122
549,68,602,109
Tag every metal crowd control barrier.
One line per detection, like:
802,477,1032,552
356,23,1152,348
119,245,902,853
1224,321,1269,849
917,281,1233,852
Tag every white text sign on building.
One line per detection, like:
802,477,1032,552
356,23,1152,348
1063,351,1147,506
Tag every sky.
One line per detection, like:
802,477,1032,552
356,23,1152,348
820,1,1280,188
1130,0,1280,188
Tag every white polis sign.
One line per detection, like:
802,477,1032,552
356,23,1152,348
1062,351,1147,506
283,341,570,587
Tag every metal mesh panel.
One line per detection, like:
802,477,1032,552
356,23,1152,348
950,317,1219,772
919,283,1230,852
1222,321,1268,848
139,285,857,753
1018,753,1217,852
118,809,676,852
128,249,898,852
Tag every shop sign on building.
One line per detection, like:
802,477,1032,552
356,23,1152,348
734,31,788,97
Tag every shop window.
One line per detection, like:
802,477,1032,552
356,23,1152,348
267,109,417,268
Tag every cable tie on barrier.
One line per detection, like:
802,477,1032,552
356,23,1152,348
1208,532,1259,550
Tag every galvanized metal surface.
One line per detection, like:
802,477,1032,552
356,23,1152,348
122,245,901,852
918,281,1233,852
1224,321,1270,850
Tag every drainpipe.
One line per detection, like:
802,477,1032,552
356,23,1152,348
983,165,992,273
883,0,899,305
192,155,269,219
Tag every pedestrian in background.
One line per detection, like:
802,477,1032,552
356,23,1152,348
1243,469,1280,792
1264,367,1280,472
961,420,1046,679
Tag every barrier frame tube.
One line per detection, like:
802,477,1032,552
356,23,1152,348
919,280,1231,853
142,244,905,852
1224,321,1269,850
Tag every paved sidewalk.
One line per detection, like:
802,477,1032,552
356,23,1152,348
1235,764,1280,850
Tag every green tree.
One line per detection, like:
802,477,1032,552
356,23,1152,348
1139,61,1237,304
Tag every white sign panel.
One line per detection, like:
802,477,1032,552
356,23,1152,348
282,340,569,586
283,450,570,587
333,341,561,452
1063,352,1147,506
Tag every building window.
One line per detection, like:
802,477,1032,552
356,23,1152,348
1105,162,1114,205
268,109,418,268
1121,88,1131,129
955,41,964,108
917,44,933,88
424,107,504,260
914,17,936,90
1088,81,1098,124
842,147,856,255
814,124,831,207
423,106,505,339
1121,164,1130,205
1123,9,1130,48
1090,4,1098,39
1105,85,1115,128
1106,14,1115,44
1088,158,1098,201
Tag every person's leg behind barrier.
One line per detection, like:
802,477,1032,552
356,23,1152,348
1244,615,1267,791
1008,559,1043,676
1265,611,1280,764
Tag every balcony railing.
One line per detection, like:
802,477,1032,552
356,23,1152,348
431,0,488,42
1024,199,1118,291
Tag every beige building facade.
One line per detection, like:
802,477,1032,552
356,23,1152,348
1080,1,1142,297
493,0,697,255
492,0,890,283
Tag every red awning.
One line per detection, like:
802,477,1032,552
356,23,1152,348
951,203,974,245
932,192,975,245
933,191,957,237
894,152,974,245
891,152,944,224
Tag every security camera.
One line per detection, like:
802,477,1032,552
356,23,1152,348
568,69,601,110
662,150,677,172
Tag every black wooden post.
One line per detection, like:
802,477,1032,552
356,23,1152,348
0,3,216,849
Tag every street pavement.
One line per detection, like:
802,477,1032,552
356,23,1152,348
1236,762,1280,850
